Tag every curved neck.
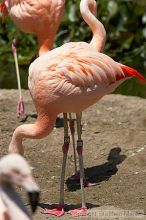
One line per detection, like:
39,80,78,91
80,0,106,52
9,113,56,155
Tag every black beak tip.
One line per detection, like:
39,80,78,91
28,191,40,213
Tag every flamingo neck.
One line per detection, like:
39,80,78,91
9,129,24,155
38,37,55,56
80,0,106,52
9,113,56,155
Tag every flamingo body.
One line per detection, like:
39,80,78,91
2,0,65,54
29,41,142,114
7,0,64,33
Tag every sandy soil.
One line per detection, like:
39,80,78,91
0,89,146,220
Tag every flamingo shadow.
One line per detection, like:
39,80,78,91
66,147,126,191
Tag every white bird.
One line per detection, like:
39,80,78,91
0,153,40,220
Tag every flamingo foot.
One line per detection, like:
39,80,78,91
67,207,88,216
44,205,64,217
17,97,25,116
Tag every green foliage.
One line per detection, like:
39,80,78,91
0,0,146,97
0,107,8,112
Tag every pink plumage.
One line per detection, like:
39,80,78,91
28,43,145,114
1,0,65,55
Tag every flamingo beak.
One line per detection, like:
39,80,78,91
28,191,40,213
22,176,40,213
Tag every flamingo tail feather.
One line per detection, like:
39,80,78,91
121,65,146,83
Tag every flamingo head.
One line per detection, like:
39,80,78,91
0,153,40,213
88,0,97,17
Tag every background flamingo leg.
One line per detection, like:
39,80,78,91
17,96,25,116
12,40,25,117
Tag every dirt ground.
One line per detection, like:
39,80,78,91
0,89,146,220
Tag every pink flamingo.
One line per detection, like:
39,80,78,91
8,0,146,217
0,0,65,55
0,153,40,220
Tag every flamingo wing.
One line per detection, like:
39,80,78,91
29,44,146,94
28,43,146,113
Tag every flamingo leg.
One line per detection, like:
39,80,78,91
59,113,70,207
69,113,78,176
44,113,69,216
12,40,25,117
68,113,88,216
70,113,97,187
